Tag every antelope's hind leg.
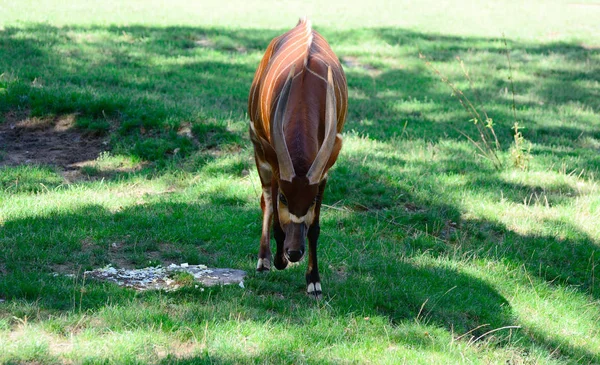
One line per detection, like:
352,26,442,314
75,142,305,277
256,187,273,271
250,127,274,272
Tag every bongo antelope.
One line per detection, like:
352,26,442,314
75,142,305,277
248,18,348,298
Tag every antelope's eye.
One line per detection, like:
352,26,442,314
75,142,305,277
279,193,287,205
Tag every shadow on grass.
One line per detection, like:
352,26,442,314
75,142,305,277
333,143,600,299
1,24,599,162
1,23,600,363
1,168,599,363
0,204,517,360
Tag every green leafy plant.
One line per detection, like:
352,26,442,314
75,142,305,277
420,53,503,170
510,122,532,170
169,271,195,286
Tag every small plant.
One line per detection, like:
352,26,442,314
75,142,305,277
169,271,195,286
97,151,112,161
420,37,532,171
509,122,531,170
420,53,503,170
503,36,532,170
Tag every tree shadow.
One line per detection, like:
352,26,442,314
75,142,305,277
1,164,599,362
338,139,600,299
1,22,600,363
0,202,517,359
1,24,598,160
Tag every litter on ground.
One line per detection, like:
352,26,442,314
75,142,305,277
83,263,246,291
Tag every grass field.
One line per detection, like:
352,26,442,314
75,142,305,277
1,0,600,363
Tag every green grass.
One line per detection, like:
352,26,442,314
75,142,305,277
1,0,600,364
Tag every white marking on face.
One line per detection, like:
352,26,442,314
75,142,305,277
278,203,315,226
289,213,306,223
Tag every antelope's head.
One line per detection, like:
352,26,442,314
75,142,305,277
268,66,340,262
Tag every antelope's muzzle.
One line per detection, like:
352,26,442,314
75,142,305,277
283,222,307,262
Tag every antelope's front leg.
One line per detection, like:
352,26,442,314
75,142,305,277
273,220,288,270
306,224,322,299
257,187,273,271
306,179,326,299
272,182,289,270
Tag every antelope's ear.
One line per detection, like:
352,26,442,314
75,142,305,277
249,124,279,168
325,134,343,171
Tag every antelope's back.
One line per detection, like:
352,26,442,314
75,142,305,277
248,18,348,141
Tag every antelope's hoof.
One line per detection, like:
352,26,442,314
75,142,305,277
256,258,271,272
273,254,289,270
307,282,322,300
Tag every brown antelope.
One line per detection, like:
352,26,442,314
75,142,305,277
248,18,348,298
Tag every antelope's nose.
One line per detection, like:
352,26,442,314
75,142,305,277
286,249,304,262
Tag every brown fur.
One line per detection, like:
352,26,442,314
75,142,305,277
248,18,348,297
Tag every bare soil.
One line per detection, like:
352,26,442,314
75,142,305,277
0,111,108,170
341,56,382,77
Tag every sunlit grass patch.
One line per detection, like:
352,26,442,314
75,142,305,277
79,151,147,176
0,165,64,194
1,0,600,363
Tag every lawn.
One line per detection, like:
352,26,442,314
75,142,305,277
1,0,600,364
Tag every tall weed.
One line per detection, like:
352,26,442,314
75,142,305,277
420,37,532,170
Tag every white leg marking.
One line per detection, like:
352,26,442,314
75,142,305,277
257,258,271,271
307,282,322,299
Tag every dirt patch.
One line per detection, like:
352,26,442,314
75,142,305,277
581,43,600,50
341,56,382,77
154,341,202,360
106,239,143,269
404,202,425,213
194,36,215,48
0,111,108,170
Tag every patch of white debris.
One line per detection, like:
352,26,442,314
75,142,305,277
84,263,246,291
